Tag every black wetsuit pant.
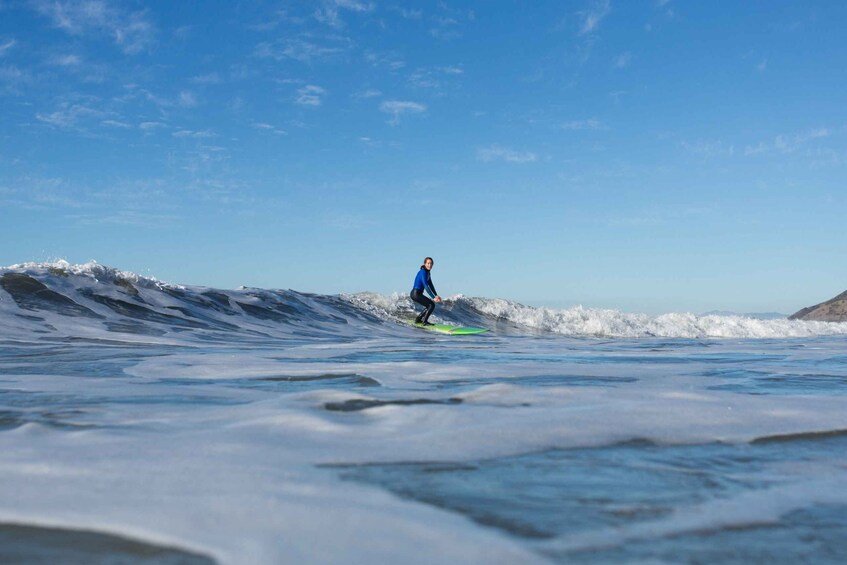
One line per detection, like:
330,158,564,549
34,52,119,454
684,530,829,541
410,289,434,323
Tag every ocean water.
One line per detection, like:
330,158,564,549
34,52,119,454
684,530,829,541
1,261,846,564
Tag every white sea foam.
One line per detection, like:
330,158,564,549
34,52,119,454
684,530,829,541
346,292,847,339
8,259,177,289
464,296,847,338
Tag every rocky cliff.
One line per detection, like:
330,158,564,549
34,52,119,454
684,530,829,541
789,289,847,322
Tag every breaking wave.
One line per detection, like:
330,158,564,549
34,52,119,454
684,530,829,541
1,261,845,342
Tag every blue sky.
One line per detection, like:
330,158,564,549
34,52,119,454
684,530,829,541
1,0,845,313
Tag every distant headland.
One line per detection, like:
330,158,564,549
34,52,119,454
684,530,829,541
790,290,847,322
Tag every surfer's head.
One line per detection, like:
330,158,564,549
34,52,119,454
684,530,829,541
422,257,434,270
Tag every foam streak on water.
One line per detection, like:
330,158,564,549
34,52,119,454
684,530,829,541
1,262,846,564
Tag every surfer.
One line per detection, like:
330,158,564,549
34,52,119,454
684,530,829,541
411,257,442,325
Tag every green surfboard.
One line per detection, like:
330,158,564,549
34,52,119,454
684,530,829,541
408,321,489,335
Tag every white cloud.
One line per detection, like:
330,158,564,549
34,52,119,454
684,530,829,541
256,39,344,63
430,16,461,40
178,90,198,108
364,51,406,70
0,38,16,56
561,119,607,131
36,104,103,128
395,8,422,19
139,121,166,131
252,122,286,135
113,14,154,54
407,65,464,91
101,119,131,128
745,128,829,155
0,65,31,92
408,69,441,89
379,100,426,125
80,211,181,227
579,0,611,36
323,211,372,230
757,59,767,72
172,129,215,138
314,7,344,28
51,53,82,66
295,85,326,107
34,0,155,54
680,140,735,158
191,72,221,84
355,88,383,99
476,145,537,164
334,0,374,12
614,52,632,68
315,0,374,27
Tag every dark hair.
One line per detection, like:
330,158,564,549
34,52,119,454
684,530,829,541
421,257,434,269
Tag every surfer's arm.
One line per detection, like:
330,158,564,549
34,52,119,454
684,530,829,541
425,276,438,299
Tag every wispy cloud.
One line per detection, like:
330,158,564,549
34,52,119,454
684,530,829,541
295,85,326,106
745,128,829,155
314,0,375,28
407,65,465,93
140,121,166,132
50,53,82,66
0,65,31,93
0,38,16,56
252,122,287,135
36,103,105,128
323,211,372,230
408,68,441,89
0,176,88,210
246,10,299,32
562,119,607,131
72,210,181,228
34,0,155,54
178,90,198,108
191,72,221,84
428,6,468,41
256,39,345,63
430,17,461,40
334,0,374,11
477,145,538,164
392,7,423,20
613,52,632,68
354,88,382,99
364,50,406,71
172,129,215,139
357,136,381,147
654,0,675,18
101,119,131,128
379,100,426,125
578,0,611,36
120,85,201,111
680,139,735,158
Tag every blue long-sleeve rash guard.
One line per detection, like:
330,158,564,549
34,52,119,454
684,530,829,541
413,267,438,298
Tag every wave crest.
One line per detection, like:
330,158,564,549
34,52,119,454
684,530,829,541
2,262,846,341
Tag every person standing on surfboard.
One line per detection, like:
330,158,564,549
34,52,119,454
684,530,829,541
411,257,442,326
